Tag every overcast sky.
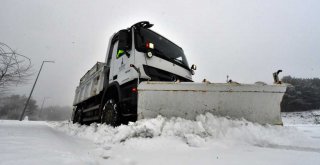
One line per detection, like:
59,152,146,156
1,0,319,106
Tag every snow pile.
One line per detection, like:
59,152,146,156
282,110,320,125
51,113,313,148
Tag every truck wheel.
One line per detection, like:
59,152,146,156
101,99,120,126
73,110,82,124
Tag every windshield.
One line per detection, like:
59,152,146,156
134,28,189,69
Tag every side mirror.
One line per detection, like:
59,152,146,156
191,64,197,75
191,64,197,70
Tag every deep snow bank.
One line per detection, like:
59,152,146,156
282,110,320,125
51,113,315,148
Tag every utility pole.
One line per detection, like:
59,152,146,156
39,97,50,120
19,60,54,121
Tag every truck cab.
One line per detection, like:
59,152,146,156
107,21,193,85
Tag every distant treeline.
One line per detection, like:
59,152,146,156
0,95,38,120
0,94,72,121
281,76,320,112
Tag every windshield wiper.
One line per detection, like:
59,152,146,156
171,58,183,64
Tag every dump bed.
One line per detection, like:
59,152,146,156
73,62,106,105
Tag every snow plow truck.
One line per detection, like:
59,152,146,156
72,21,287,126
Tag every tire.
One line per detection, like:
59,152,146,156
73,110,82,124
101,99,120,126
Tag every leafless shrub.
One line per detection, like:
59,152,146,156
0,42,32,93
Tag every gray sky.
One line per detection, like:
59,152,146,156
1,0,319,106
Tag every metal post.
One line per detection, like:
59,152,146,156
39,97,50,120
19,60,54,121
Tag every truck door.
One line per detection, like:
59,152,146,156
109,30,132,85
109,41,118,84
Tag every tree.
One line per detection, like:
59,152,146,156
0,42,32,93
40,106,72,121
0,94,39,120
281,76,320,112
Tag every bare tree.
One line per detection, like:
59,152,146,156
0,42,32,93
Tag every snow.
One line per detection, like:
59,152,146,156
282,110,320,125
0,120,101,164
1,111,319,165
52,112,320,165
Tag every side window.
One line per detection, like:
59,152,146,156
106,39,118,67
117,30,131,59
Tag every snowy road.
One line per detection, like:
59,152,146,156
1,112,320,165
0,120,102,165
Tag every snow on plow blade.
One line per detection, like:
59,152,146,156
137,81,287,125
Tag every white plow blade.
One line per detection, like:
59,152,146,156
137,82,287,125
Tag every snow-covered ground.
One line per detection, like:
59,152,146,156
0,120,102,164
1,111,319,165
282,110,320,125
